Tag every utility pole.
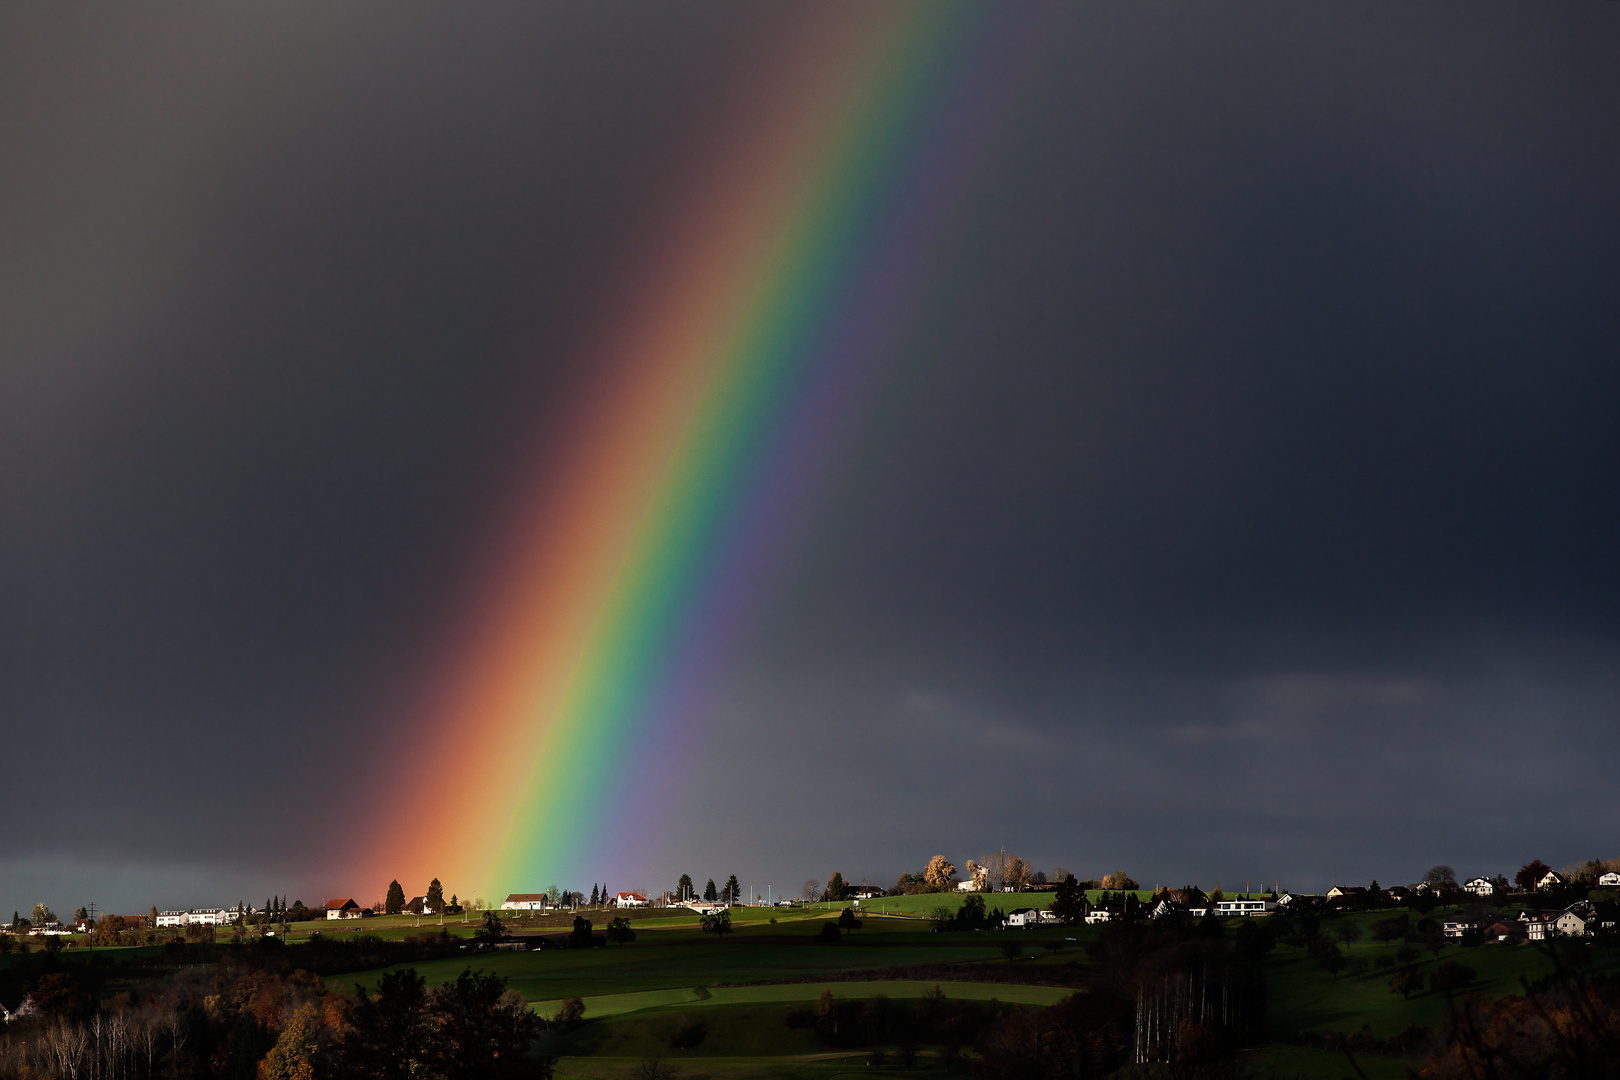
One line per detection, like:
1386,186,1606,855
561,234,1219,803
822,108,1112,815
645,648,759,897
86,902,97,955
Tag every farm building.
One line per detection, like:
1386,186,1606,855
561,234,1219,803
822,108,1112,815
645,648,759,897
612,892,650,907
323,898,361,920
502,894,550,911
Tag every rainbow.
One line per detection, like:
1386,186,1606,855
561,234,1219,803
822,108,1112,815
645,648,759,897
353,4,1059,900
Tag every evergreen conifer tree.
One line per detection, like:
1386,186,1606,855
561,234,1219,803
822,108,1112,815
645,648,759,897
725,875,741,904
704,879,718,901
386,880,406,915
677,874,694,901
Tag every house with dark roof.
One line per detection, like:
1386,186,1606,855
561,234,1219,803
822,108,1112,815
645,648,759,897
1149,899,1186,920
323,898,361,920
502,893,550,911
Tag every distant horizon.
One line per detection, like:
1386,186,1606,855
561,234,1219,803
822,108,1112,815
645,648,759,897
8,852,1615,918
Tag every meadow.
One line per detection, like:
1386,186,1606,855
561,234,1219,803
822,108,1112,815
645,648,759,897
9,894,1612,1078
309,896,1611,1078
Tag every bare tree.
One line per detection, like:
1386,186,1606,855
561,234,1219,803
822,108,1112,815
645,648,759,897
1423,865,1457,889
981,851,1031,892
632,1056,680,1080
139,1010,162,1080
801,879,820,903
47,1021,90,1080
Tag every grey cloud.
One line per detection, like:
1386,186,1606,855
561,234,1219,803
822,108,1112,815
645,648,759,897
2,2,1617,912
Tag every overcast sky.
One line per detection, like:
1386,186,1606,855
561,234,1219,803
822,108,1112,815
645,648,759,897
2,2,1618,914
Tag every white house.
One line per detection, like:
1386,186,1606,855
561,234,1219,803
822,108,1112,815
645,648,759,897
957,865,990,892
1462,877,1498,897
323,898,361,920
1537,870,1565,891
2,998,40,1023
850,885,885,900
612,892,650,908
686,903,728,916
1005,908,1040,927
1084,910,1113,924
1599,872,1620,887
1443,918,1480,939
1525,914,1557,941
1215,898,1278,917
155,911,188,928
1555,909,1590,937
502,894,550,911
189,908,236,926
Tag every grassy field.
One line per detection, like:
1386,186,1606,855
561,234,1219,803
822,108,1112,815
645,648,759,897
22,898,1610,1078
330,938,1016,1000
317,902,1607,1059
528,980,1076,1018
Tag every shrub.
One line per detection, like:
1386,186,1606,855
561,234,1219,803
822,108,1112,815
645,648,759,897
1429,961,1477,995
668,1019,707,1049
553,997,586,1030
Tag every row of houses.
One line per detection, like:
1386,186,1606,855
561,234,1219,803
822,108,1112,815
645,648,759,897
1458,871,1620,898
501,892,652,911
1443,901,1617,943
1147,896,1284,920
154,908,241,928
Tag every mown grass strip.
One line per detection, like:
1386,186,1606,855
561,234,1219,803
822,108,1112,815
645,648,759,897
530,979,1075,1018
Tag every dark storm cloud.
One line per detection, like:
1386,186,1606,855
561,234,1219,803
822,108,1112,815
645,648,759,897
703,2,1620,891
2,2,1618,910
0,2,786,906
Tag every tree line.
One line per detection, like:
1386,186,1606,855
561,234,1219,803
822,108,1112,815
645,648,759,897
0,941,548,1080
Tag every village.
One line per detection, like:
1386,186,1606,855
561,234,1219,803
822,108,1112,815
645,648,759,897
9,857,1617,949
